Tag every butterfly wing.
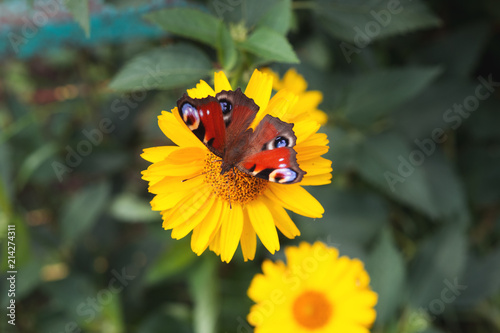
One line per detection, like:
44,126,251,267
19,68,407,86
177,94,226,157
215,88,259,142
238,115,306,184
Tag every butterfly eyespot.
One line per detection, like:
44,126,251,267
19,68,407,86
274,136,289,148
269,168,297,183
219,99,232,114
181,102,200,130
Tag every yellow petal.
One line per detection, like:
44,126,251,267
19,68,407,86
300,173,332,186
240,211,257,261
171,193,216,239
295,90,323,110
295,145,329,161
261,196,300,239
220,203,244,263
162,186,212,230
266,90,298,120
214,71,232,93
141,146,179,163
143,160,203,185
151,191,190,211
292,119,321,144
246,199,280,254
296,132,328,148
247,259,287,301
266,184,324,218
158,110,206,149
191,198,226,255
209,225,222,256
187,80,215,98
245,69,273,115
260,67,282,91
298,156,332,176
282,68,307,94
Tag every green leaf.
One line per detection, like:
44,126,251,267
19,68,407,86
145,239,197,285
414,22,491,78
352,132,470,221
109,44,213,92
367,229,406,324
216,23,238,71
189,256,218,333
338,67,442,127
16,142,58,189
257,0,292,35
315,0,441,43
60,181,111,244
109,193,159,223
65,0,90,38
300,186,388,245
408,225,467,308
144,8,221,46
0,143,13,223
239,27,299,64
455,246,500,308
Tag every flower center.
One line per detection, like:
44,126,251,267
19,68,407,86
292,290,333,330
203,153,268,205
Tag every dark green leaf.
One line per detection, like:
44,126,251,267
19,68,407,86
17,142,58,189
455,246,500,308
189,256,218,333
60,181,111,244
315,0,441,42
144,8,221,46
109,193,159,223
257,0,292,35
408,225,467,308
300,186,389,245
338,67,442,127
414,22,491,78
65,0,90,38
216,23,238,71
145,239,197,285
109,44,213,92
353,132,469,221
367,229,406,325
239,27,299,64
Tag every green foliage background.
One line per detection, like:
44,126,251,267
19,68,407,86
1,0,500,332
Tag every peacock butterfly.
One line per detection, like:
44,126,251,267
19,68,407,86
177,88,306,184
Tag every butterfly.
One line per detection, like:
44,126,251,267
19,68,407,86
177,88,306,184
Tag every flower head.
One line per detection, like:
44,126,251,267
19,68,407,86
141,70,332,262
262,68,328,125
247,242,378,332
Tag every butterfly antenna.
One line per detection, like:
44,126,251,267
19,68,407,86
181,172,206,182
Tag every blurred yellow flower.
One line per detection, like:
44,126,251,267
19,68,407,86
262,68,328,125
141,70,332,263
248,242,378,332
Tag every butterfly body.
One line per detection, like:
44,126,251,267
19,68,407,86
177,89,305,184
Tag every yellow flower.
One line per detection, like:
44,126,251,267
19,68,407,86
141,70,332,263
247,242,378,332
262,68,328,125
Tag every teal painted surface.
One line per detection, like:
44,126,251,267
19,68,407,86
0,0,189,59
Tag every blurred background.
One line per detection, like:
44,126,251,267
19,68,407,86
1,0,500,332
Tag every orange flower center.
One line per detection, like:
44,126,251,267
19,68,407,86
292,290,333,329
203,153,268,205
